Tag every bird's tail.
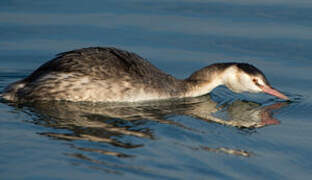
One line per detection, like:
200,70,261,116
1,80,26,101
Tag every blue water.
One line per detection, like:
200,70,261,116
1,1,312,179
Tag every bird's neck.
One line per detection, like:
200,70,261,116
182,78,223,98
181,65,236,98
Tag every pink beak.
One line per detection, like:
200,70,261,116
261,86,289,100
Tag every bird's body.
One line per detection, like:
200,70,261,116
1,47,288,102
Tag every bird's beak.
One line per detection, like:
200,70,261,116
261,86,289,100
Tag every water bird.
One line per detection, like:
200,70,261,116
1,47,289,102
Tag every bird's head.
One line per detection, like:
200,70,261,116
222,63,289,100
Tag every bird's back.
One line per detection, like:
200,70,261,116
26,47,167,81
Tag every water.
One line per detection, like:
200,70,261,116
1,0,312,179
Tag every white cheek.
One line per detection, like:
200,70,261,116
241,75,252,86
241,75,261,92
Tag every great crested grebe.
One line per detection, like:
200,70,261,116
1,47,288,102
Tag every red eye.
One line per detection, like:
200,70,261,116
253,79,261,87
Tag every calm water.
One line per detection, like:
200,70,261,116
1,0,312,179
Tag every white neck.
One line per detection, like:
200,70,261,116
183,66,239,98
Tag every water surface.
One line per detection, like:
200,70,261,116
1,0,312,179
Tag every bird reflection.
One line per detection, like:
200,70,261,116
17,95,287,159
